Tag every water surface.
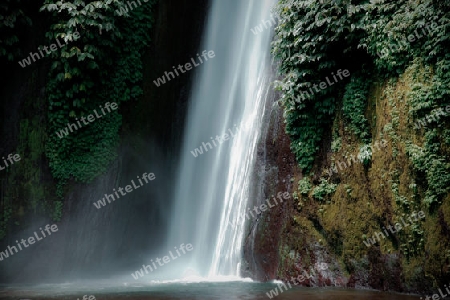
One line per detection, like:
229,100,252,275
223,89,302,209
0,281,420,300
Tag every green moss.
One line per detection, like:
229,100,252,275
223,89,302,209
0,78,58,238
277,59,450,289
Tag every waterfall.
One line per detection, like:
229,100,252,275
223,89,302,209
165,0,276,280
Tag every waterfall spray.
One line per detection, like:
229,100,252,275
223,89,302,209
165,0,276,280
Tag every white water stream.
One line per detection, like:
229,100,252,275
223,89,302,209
165,0,276,280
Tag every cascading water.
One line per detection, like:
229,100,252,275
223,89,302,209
165,0,276,280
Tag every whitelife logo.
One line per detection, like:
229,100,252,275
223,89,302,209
0,224,58,262
76,296,96,300
250,14,278,35
292,69,350,104
325,139,388,177
93,172,155,209
227,192,290,229
377,20,439,58
0,153,21,172
18,32,81,68
153,50,215,87
190,122,249,158
131,243,193,279
420,284,450,300
414,106,450,130
265,263,329,299
115,0,150,16
362,211,425,247
56,102,118,139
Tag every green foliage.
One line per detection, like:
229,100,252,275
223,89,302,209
272,0,370,173
40,0,156,196
0,0,32,60
273,0,450,208
398,220,425,259
342,72,371,142
0,89,58,239
405,132,450,208
404,57,450,207
444,129,450,146
312,178,337,201
298,177,312,195
362,0,450,74
52,201,63,221
331,136,342,153
391,181,411,210
357,144,372,167
0,206,13,239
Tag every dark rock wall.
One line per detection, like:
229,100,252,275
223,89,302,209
247,66,450,294
241,77,298,280
0,0,210,283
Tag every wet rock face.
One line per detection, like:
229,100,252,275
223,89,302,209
241,85,297,281
242,99,347,286
244,67,450,293
243,95,357,286
346,250,404,291
367,251,403,291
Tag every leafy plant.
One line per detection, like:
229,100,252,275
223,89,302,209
52,201,63,221
342,72,371,142
357,144,372,167
272,0,371,173
298,177,312,195
331,137,342,153
312,178,337,201
273,0,450,209
0,0,32,60
40,0,156,196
